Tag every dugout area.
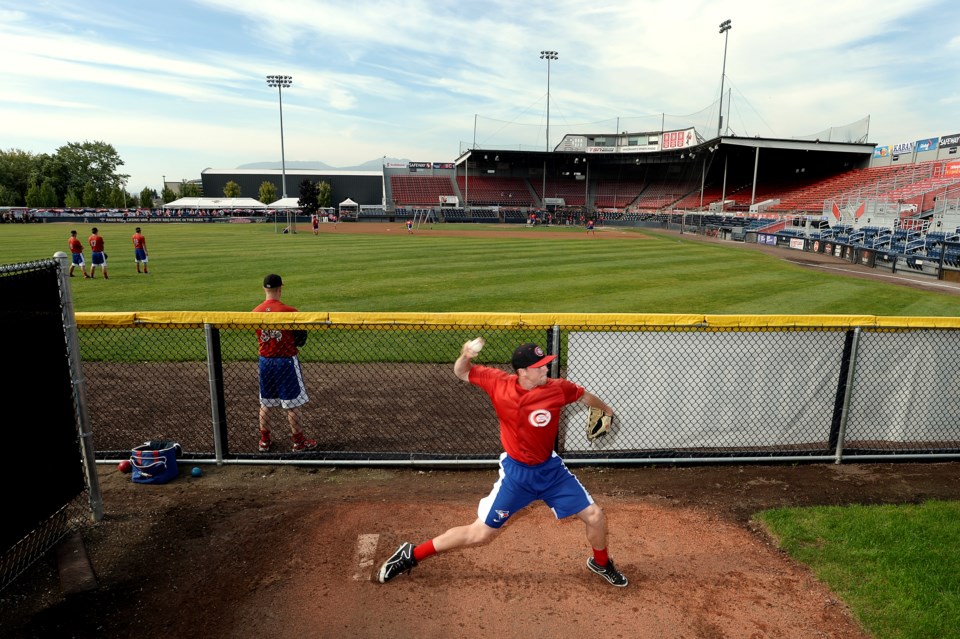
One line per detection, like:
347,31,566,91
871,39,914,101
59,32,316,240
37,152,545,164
0,258,100,592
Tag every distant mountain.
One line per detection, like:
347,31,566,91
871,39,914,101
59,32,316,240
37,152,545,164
237,157,409,172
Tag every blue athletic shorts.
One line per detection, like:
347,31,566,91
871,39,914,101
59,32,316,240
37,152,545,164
71,253,84,266
258,356,309,409
135,248,148,262
91,251,105,266
477,452,594,528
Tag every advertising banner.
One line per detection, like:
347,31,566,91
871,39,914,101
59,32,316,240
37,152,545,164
939,133,960,148
915,138,939,153
945,161,960,177
892,141,914,156
408,162,431,169
873,146,890,158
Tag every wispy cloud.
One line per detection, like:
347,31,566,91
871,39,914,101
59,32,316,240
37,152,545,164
0,0,956,190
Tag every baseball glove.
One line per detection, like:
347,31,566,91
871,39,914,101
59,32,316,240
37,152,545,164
587,407,612,440
293,330,308,347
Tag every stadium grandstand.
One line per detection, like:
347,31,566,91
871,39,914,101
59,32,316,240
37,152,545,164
193,122,960,276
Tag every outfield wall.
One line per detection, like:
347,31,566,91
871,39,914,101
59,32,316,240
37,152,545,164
74,312,960,467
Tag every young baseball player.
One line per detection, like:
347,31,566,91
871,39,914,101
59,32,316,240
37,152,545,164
132,227,149,274
377,339,628,587
253,274,317,453
67,230,90,278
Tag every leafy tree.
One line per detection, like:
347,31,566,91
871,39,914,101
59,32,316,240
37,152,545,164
36,153,68,205
24,181,42,207
298,179,319,216
40,179,58,207
55,141,128,201
82,182,99,208
64,189,82,209
0,184,17,206
106,187,128,208
317,181,332,208
180,181,201,197
0,149,37,205
140,187,155,208
259,181,278,204
223,180,241,198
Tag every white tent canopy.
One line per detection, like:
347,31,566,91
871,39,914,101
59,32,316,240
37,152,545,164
338,198,358,211
164,197,266,209
266,197,301,209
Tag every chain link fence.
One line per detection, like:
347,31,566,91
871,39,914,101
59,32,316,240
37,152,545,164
77,313,960,465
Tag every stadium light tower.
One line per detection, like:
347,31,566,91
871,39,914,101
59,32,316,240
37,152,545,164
266,74,293,199
717,20,732,138
540,51,558,151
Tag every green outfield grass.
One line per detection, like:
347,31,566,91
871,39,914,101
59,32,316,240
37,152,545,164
759,500,960,639
6,220,958,639
3,220,959,315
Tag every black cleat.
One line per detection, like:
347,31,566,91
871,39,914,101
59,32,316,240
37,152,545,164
377,542,417,583
587,557,628,587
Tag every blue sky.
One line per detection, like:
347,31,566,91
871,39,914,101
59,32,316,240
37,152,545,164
1,0,958,194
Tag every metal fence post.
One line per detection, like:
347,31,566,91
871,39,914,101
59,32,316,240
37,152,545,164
834,327,862,464
55,252,103,521
548,325,561,378
204,324,228,463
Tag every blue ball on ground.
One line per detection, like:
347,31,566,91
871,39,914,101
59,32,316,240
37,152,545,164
191,466,202,477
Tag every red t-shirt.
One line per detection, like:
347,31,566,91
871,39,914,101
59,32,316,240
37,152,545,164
469,365,584,464
132,233,146,249
68,237,83,254
88,235,104,252
252,299,299,357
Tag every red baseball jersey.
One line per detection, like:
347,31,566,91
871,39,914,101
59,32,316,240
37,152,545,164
132,233,146,249
88,235,104,252
252,300,299,357
68,237,84,254
469,365,584,464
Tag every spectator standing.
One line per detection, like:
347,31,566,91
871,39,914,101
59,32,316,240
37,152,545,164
377,340,628,587
87,227,108,279
67,230,90,278
132,227,149,274
253,274,317,453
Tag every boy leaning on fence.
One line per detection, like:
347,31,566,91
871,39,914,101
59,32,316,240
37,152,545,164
253,274,317,453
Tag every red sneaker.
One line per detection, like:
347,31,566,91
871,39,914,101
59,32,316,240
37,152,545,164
258,432,272,452
292,433,317,452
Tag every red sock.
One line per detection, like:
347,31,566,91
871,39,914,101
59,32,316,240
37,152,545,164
413,540,436,562
593,547,609,567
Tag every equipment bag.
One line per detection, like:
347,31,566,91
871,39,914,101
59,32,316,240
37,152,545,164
130,440,182,484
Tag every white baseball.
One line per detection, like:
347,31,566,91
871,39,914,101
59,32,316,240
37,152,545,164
467,337,484,352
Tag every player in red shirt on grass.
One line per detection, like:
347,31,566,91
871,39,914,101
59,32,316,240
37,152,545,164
67,230,90,278
132,227,149,274
377,340,628,587
87,227,108,279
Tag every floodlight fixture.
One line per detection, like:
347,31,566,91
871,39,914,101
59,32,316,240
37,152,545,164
266,74,293,199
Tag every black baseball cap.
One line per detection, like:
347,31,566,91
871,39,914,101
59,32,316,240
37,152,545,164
263,274,283,288
511,343,556,370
